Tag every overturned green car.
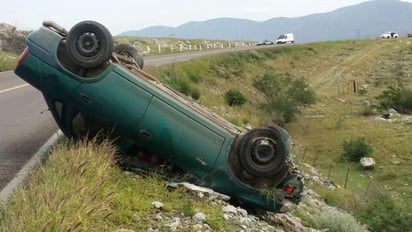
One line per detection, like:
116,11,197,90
15,20,304,212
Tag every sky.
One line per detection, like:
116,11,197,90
2,0,412,35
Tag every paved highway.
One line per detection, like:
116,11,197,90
0,71,57,190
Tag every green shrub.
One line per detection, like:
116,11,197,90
377,86,412,114
179,201,194,217
361,104,376,116
293,196,368,232
0,28,28,54
0,52,18,72
164,70,200,99
190,87,201,100
253,72,316,124
356,194,412,232
341,137,373,162
224,89,247,106
313,209,368,232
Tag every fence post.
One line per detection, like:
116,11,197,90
327,164,333,180
158,45,161,53
312,152,319,167
344,168,350,188
364,178,372,198
353,80,357,93
301,147,306,162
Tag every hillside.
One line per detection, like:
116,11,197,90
120,0,412,42
2,37,412,231
144,37,412,231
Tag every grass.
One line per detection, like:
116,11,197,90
293,195,369,232
0,51,18,72
0,138,251,231
0,138,117,231
144,37,412,230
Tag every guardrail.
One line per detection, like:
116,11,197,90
132,41,255,55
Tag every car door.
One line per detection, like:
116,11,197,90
137,97,225,177
69,69,153,137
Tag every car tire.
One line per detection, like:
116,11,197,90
114,44,144,69
238,127,288,177
267,125,291,153
66,20,113,68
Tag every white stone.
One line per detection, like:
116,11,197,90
222,205,237,214
152,201,164,209
360,157,375,169
193,212,206,222
237,208,248,217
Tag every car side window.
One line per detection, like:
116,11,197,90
72,112,87,137
71,111,114,138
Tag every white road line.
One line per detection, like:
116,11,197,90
0,83,29,94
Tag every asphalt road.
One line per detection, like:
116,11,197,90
0,71,57,190
0,45,272,193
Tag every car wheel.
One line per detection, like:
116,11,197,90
66,21,113,68
267,125,291,153
238,127,287,177
114,44,144,69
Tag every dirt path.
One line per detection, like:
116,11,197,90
311,42,387,94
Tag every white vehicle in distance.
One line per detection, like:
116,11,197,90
276,33,294,44
255,39,274,46
380,31,398,38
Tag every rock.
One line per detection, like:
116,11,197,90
239,216,253,224
167,217,181,231
197,192,204,198
222,205,238,214
192,212,206,222
192,224,203,231
392,160,401,165
177,182,231,201
152,201,164,209
146,228,158,232
154,213,163,220
360,157,375,169
404,116,412,121
388,108,399,115
305,114,326,119
273,213,325,232
237,208,248,217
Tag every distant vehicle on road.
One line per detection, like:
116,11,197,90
380,31,398,38
255,39,274,46
276,33,294,44
407,32,412,37
14,20,304,213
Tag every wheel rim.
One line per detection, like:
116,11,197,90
250,138,277,165
76,32,101,57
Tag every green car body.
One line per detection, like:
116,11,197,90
15,21,304,213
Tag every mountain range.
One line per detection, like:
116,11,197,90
119,0,412,43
